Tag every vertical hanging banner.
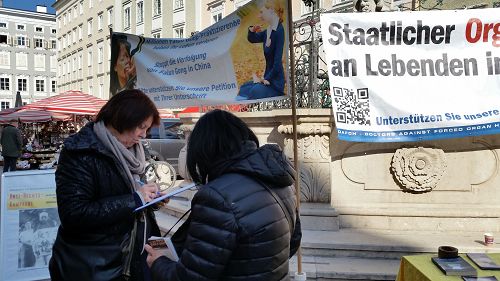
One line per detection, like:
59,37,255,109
320,8,500,142
109,0,289,107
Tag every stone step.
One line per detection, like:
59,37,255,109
301,229,500,260
289,255,400,281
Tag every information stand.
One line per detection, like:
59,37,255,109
0,170,59,281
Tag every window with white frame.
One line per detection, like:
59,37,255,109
87,19,92,36
88,50,93,66
58,16,61,28
153,0,161,16
17,24,25,31
1,101,10,110
174,0,184,9
0,51,10,68
35,79,45,92
0,77,9,90
35,26,43,33
17,78,27,91
0,22,7,28
78,25,83,40
88,50,93,74
74,5,78,18
51,80,57,92
79,1,83,14
51,28,57,34
51,39,56,49
89,0,93,9
78,53,82,69
98,45,103,73
152,33,160,38
107,8,113,26
50,56,57,70
16,53,27,69
88,78,93,95
98,46,103,64
73,57,77,72
211,3,224,24
124,7,131,29
35,54,45,70
174,27,184,38
137,2,144,23
73,29,76,43
99,83,103,98
16,36,26,46
98,13,103,30
0,35,7,44
35,38,44,48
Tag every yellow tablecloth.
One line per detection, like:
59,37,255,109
396,253,500,281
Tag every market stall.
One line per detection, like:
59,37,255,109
0,91,107,171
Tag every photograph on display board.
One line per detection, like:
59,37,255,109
110,33,143,96
230,0,288,101
18,208,59,269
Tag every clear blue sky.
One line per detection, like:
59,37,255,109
3,0,56,14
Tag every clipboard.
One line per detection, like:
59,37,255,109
134,182,197,212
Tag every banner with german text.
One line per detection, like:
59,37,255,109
320,8,500,142
110,0,289,107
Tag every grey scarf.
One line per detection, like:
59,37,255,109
93,121,146,191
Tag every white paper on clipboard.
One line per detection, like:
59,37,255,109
134,182,197,212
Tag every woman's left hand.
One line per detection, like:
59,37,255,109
145,244,163,268
262,79,270,85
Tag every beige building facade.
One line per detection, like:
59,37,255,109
52,0,199,98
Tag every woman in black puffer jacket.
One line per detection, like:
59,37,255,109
145,109,302,281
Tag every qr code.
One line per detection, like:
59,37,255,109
333,87,371,126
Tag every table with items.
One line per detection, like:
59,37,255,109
397,253,500,281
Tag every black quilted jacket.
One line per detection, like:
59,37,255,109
151,142,302,281
49,122,159,281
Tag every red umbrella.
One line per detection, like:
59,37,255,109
0,109,72,123
23,90,107,115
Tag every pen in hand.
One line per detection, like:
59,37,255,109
136,179,161,197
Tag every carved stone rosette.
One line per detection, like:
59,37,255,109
391,147,447,193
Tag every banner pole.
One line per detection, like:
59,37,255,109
286,0,303,277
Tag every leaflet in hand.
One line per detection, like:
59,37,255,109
134,182,197,212
148,236,179,262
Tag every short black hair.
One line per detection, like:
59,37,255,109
95,89,160,133
186,109,259,184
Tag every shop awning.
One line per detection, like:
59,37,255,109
23,90,107,115
0,109,72,123
158,108,177,119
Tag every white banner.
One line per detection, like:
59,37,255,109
110,0,290,107
0,170,59,281
320,8,500,142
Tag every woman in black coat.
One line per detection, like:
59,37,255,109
49,90,163,281
145,109,302,281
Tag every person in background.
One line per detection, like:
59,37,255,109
145,109,302,281
1,121,22,172
49,89,164,281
